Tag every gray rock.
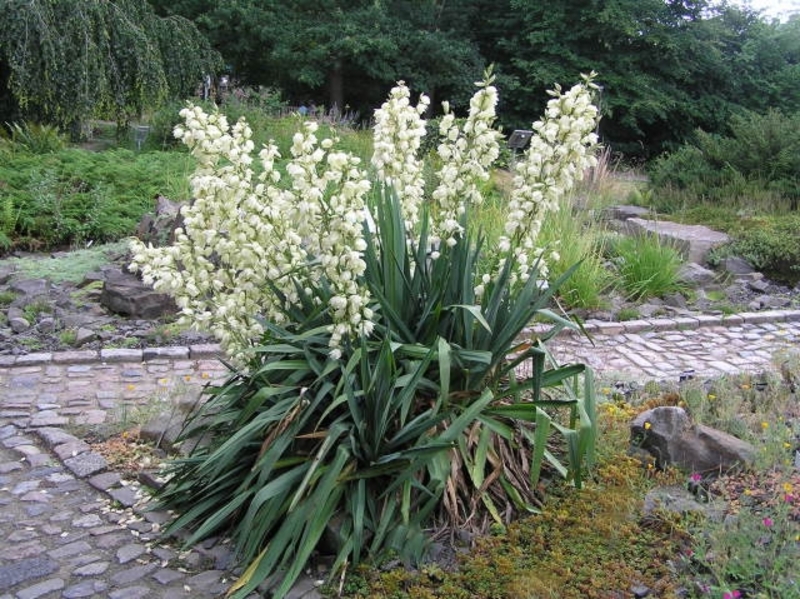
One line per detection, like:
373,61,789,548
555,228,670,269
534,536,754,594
74,327,97,347
663,292,688,310
140,410,185,453
622,218,729,264
678,262,717,286
9,317,31,333
100,269,177,319
721,256,758,278
36,318,56,333
10,279,49,297
748,279,770,293
602,205,653,221
759,295,792,309
631,406,755,474
642,485,723,519
0,264,16,284
135,195,185,247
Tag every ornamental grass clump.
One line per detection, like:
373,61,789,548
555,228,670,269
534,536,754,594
131,71,601,598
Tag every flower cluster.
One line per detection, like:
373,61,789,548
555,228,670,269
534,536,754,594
499,72,600,283
130,108,372,361
371,83,429,230
431,74,502,247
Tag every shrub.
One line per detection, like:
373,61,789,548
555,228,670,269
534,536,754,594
0,148,192,250
133,71,602,598
612,233,685,300
649,109,800,211
712,215,800,285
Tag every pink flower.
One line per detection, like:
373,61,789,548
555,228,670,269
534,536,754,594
763,517,774,527
690,473,702,482
722,591,741,599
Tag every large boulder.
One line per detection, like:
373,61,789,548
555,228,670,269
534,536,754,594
620,219,729,265
630,406,755,475
100,268,177,319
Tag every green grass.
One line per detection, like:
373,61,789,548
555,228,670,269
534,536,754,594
538,200,611,310
612,233,686,301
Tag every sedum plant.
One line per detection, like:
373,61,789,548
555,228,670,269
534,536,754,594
131,70,601,598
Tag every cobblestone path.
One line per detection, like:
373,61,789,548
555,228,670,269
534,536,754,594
0,310,798,598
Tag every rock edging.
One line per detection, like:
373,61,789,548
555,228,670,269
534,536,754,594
529,308,800,337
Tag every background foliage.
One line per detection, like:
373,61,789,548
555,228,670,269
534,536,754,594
145,0,800,159
0,0,221,136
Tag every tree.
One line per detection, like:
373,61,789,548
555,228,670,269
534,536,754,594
150,0,483,120
0,0,221,135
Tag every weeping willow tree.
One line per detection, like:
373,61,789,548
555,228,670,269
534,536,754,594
0,0,221,136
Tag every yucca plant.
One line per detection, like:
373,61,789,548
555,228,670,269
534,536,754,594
138,71,602,598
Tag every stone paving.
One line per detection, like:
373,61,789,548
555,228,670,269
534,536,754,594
1,310,799,598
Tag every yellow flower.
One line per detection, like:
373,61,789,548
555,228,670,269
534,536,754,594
740,383,751,390
786,442,793,449
707,393,716,401
184,375,192,382
761,421,769,430
644,421,652,430
201,372,210,379
744,489,753,496
126,384,135,391
784,482,794,494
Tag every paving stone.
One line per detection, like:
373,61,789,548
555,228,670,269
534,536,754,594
87,471,122,491
108,586,151,599
15,577,64,599
108,485,140,507
53,440,92,460
73,513,104,528
0,556,58,591
151,568,186,585
62,580,109,598
52,350,99,364
73,561,110,576
94,532,130,549
100,348,143,363
48,540,92,559
63,452,107,478
110,563,158,585
116,543,147,564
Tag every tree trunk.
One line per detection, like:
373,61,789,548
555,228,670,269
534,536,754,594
328,58,344,119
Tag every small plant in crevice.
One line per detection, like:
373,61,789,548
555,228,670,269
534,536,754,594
616,307,641,321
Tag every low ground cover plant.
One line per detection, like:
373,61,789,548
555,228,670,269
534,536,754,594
131,71,602,597
0,147,192,250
